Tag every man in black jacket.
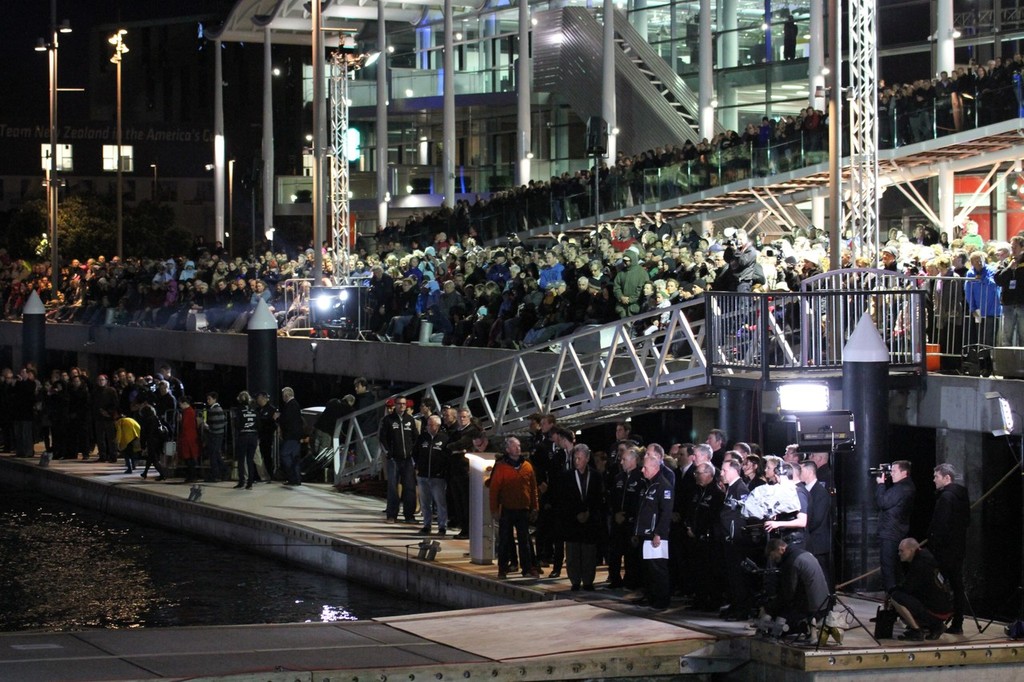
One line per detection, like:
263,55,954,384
719,459,751,619
277,387,305,486
875,460,916,592
635,452,674,610
380,396,418,523
413,414,450,536
929,463,970,634
890,538,953,641
800,460,833,590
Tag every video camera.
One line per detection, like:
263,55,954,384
868,463,892,477
741,557,780,577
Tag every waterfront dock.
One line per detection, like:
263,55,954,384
2,455,1023,681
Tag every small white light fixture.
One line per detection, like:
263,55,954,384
710,97,719,108
526,151,534,159
387,45,395,53
611,126,620,135
272,67,281,76
455,32,463,40
777,383,830,412
951,28,962,38
405,184,414,193
531,17,538,25
986,391,1015,436
404,88,414,97
821,65,831,76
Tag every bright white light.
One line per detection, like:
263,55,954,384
406,185,414,193
611,127,620,135
951,28,962,38
387,45,395,53
404,88,414,97
455,32,463,40
290,194,298,202
315,295,331,312
531,17,538,25
272,67,281,76
339,290,349,301
778,384,830,411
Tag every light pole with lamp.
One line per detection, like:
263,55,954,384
36,0,71,293
109,29,128,260
150,163,158,203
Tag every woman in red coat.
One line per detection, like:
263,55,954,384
177,396,202,482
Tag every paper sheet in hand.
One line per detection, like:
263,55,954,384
643,539,669,559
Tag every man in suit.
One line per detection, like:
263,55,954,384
719,459,751,620
800,460,833,590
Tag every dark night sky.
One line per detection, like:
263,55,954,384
0,0,235,121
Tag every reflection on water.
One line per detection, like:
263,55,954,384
0,486,442,631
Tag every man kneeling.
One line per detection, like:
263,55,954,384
889,538,953,641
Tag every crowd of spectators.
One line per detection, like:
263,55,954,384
2,57,1021,351
2,207,1021,355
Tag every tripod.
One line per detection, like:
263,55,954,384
812,592,879,650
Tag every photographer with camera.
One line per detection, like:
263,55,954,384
874,460,915,592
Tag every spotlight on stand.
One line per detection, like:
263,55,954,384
309,285,368,339
778,383,855,451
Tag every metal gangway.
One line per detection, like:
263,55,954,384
321,279,926,484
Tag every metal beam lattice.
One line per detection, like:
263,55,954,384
846,0,880,263
328,51,351,282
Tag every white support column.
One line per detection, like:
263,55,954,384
516,0,533,186
938,167,955,239
721,0,738,68
262,27,275,246
442,0,456,206
935,0,955,76
377,0,389,230
995,170,1008,242
214,39,226,245
812,195,826,230
602,0,617,162
698,0,714,139
633,0,649,41
809,0,825,109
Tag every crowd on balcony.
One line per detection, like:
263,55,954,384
2,57,1022,351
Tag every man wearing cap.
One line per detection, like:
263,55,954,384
486,251,512,286
613,247,650,318
881,245,900,272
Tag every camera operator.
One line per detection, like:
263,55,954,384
764,538,831,637
727,229,760,293
874,460,915,592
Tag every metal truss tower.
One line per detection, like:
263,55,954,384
328,50,352,282
846,0,880,263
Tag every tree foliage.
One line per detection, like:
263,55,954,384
2,193,192,261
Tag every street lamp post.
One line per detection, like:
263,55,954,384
36,0,71,293
151,163,158,202
109,29,128,260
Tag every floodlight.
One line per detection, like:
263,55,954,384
777,383,830,412
315,295,331,311
986,391,1015,436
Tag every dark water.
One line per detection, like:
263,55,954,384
0,486,444,631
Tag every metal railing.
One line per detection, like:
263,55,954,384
325,297,710,483
705,286,927,379
802,268,1004,362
